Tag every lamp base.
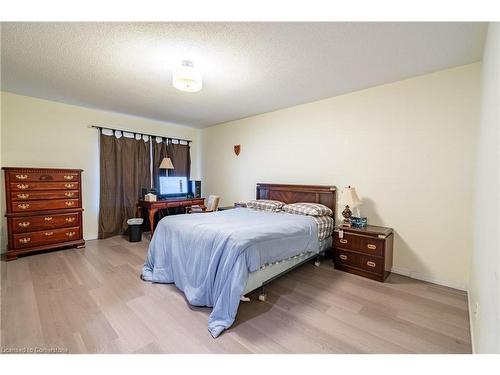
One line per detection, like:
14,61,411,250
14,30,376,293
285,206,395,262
341,205,352,227
341,220,352,228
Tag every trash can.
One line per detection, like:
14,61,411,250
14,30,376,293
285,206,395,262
127,218,144,242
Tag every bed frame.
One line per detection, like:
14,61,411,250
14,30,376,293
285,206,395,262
244,183,336,301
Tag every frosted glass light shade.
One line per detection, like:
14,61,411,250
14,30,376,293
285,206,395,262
173,60,202,92
159,157,174,169
340,186,361,207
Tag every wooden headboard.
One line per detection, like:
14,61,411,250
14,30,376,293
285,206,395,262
256,183,337,213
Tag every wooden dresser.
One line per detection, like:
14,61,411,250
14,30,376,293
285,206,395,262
3,167,85,260
333,225,393,282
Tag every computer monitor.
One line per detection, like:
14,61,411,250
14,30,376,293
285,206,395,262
159,176,188,198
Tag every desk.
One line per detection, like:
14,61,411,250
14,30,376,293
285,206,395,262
136,197,205,234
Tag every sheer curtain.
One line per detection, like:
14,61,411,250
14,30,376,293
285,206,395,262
98,130,151,239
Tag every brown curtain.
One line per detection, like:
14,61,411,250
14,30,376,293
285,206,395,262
167,141,191,178
152,139,191,190
152,139,168,190
98,131,151,239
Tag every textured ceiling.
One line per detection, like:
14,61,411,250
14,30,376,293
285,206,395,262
1,22,487,128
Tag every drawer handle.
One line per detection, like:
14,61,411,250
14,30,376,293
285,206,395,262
367,244,377,250
15,174,28,180
18,221,31,228
339,239,348,244
44,232,54,236
65,217,76,223
17,193,30,199
66,231,76,237
366,261,376,267
44,216,53,221
17,184,29,190
339,254,348,260
19,237,31,244
64,183,75,189
64,175,75,180
65,201,75,207
17,203,30,209
64,192,75,197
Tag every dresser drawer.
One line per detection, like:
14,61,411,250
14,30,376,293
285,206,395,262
10,181,80,191
13,226,81,249
334,232,384,257
335,250,384,275
12,199,80,212
7,171,79,183
11,190,79,201
11,212,80,233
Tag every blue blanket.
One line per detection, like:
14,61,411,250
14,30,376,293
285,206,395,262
141,207,319,338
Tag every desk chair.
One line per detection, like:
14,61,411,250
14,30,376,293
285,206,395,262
186,195,220,214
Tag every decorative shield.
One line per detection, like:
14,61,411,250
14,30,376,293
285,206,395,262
234,144,241,156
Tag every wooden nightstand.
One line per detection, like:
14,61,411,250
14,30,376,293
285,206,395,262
333,225,393,282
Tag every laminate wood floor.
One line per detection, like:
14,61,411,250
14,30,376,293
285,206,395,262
0,235,471,353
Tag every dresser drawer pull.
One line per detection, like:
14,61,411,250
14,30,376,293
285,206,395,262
366,261,376,267
367,244,377,250
17,193,30,199
19,237,31,244
64,175,75,180
65,201,75,207
339,254,348,260
64,192,75,197
65,217,76,223
64,183,75,189
66,231,76,237
44,232,54,236
339,239,348,244
17,184,29,190
44,216,53,221
17,203,30,209
15,174,28,180
18,221,31,228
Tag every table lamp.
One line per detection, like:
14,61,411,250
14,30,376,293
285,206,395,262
159,157,174,170
340,186,361,226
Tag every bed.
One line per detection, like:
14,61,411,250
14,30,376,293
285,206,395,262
141,183,336,337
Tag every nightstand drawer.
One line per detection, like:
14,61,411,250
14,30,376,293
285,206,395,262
335,250,384,275
335,250,361,269
334,232,384,257
358,254,384,274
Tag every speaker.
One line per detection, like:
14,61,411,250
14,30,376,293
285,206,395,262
188,180,201,198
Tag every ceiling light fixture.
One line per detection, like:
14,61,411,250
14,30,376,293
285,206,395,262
172,60,202,92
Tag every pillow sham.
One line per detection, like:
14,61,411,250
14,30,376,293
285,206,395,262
282,202,333,217
246,199,285,212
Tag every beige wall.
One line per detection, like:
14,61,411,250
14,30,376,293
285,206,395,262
469,23,500,353
0,92,200,250
201,63,481,290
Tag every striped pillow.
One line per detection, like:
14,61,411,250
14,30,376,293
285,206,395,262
311,215,335,240
246,199,285,212
282,202,333,217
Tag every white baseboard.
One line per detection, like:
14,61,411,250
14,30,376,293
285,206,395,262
467,295,476,353
391,266,467,291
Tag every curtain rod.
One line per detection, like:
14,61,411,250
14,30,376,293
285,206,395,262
88,125,192,144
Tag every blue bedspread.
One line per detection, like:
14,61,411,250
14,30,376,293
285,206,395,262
141,207,319,337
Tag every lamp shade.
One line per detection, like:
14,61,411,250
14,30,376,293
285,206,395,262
340,186,361,207
159,157,174,169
